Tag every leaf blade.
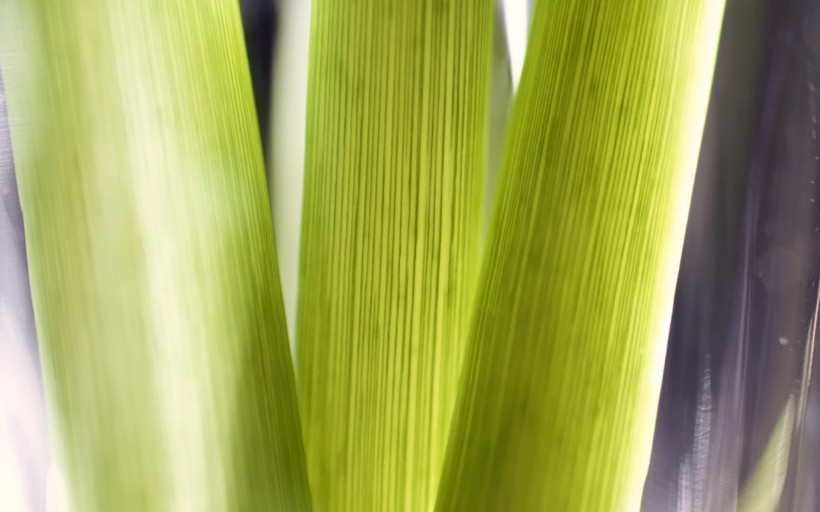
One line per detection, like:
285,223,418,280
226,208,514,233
1,1,311,510
436,0,726,509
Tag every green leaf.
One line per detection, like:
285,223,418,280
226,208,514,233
297,1,494,510
435,0,726,510
0,1,311,510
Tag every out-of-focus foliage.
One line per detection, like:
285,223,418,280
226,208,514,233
0,1,311,510
737,398,795,512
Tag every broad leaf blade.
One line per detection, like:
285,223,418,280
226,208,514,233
298,1,494,510
0,1,311,510
436,0,726,510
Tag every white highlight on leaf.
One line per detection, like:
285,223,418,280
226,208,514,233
269,0,313,360
501,0,531,91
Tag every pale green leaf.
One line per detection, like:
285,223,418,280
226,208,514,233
0,1,311,510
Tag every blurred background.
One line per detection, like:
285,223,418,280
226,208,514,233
2,0,820,510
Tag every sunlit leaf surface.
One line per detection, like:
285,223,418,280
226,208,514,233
435,0,726,510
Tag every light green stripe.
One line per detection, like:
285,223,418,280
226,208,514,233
435,0,725,510
0,1,310,510
737,398,795,512
298,1,494,510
